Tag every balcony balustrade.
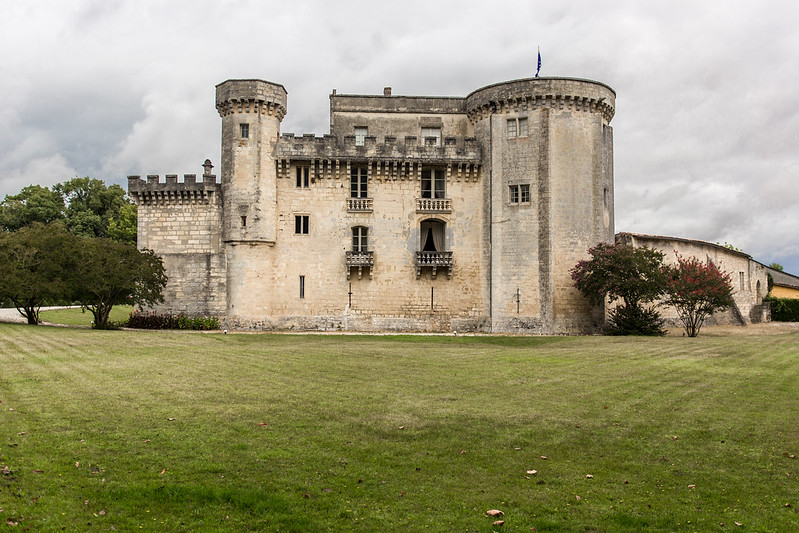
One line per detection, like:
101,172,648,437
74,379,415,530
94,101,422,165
347,197,373,212
415,251,453,279
346,250,374,279
416,197,452,213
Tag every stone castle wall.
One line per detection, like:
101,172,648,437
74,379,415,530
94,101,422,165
128,172,226,316
616,233,770,325
131,76,618,333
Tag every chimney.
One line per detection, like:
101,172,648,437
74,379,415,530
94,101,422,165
384,87,392,96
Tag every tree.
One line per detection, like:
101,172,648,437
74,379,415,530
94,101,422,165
54,177,130,239
571,242,667,335
0,224,78,324
662,253,734,337
0,185,65,231
769,262,784,272
71,237,167,328
106,202,138,245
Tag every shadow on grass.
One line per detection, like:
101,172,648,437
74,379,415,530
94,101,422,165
109,484,318,531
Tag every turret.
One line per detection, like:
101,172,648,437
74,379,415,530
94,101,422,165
215,79,287,243
466,77,616,333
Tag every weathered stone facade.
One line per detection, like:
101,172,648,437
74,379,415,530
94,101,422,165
129,76,617,333
616,233,770,325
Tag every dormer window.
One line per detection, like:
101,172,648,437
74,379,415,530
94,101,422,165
421,127,441,146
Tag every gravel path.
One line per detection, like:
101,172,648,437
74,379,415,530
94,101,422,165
0,306,79,324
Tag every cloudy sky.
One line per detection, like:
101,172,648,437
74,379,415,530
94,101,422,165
3,0,798,272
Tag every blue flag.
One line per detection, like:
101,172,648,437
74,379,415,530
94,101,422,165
535,48,541,78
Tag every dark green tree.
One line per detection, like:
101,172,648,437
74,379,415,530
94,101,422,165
71,237,167,328
0,185,65,231
570,242,667,335
54,177,130,239
769,262,784,272
0,223,78,324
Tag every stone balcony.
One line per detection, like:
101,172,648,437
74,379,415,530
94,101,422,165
347,197,373,212
346,251,374,279
415,251,453,279
416,197,452,213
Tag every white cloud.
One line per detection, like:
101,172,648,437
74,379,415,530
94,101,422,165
2,0,799,272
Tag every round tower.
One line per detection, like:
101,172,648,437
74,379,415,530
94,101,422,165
215,79,287,324
466,77,616,333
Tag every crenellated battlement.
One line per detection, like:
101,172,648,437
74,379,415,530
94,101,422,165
276,133,481,163
128,160,221,206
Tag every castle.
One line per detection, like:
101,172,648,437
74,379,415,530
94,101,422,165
128,76,617,333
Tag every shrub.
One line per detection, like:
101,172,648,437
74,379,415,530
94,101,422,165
126,311,220,330
606,305,666,336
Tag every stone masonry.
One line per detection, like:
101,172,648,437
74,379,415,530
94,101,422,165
129,76,617,333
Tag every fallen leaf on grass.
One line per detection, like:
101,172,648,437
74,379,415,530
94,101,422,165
672,436,679,440
2,466,11,475
160,469,166,475
540,456,548,460
167,418,176,421
493,520,505,526
257,423,268,426
735,522,743,527
6,518,18,526
98,510,106,516
75,462,80,468
17,432,26,436
688,484,696,489
586,474,594,479
526,470,537,475
397,426,404,430
460,450,466,455
32,469,43,474
486,509,504,517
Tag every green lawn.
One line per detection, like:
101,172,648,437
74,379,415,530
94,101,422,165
1,324,797,531
38,306,134,327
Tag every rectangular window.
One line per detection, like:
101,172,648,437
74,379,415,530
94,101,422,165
295,166,309,188
352,226,368,252
507,119,517,138
520,184,531,203
354,127,368,147
240,123,249,139
507,118,528,138
294,215,309,235
421,168,446,199
740,272,745,291
350,167,368,198
299,275,305,299
421,127,441,146
509,185,519,204
240,215,247,227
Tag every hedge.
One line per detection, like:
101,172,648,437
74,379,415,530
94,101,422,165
765,297,799,322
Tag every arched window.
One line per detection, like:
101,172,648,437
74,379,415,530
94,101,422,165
420,219,445,252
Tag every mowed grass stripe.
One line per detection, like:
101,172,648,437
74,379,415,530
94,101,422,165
1,324,798,531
